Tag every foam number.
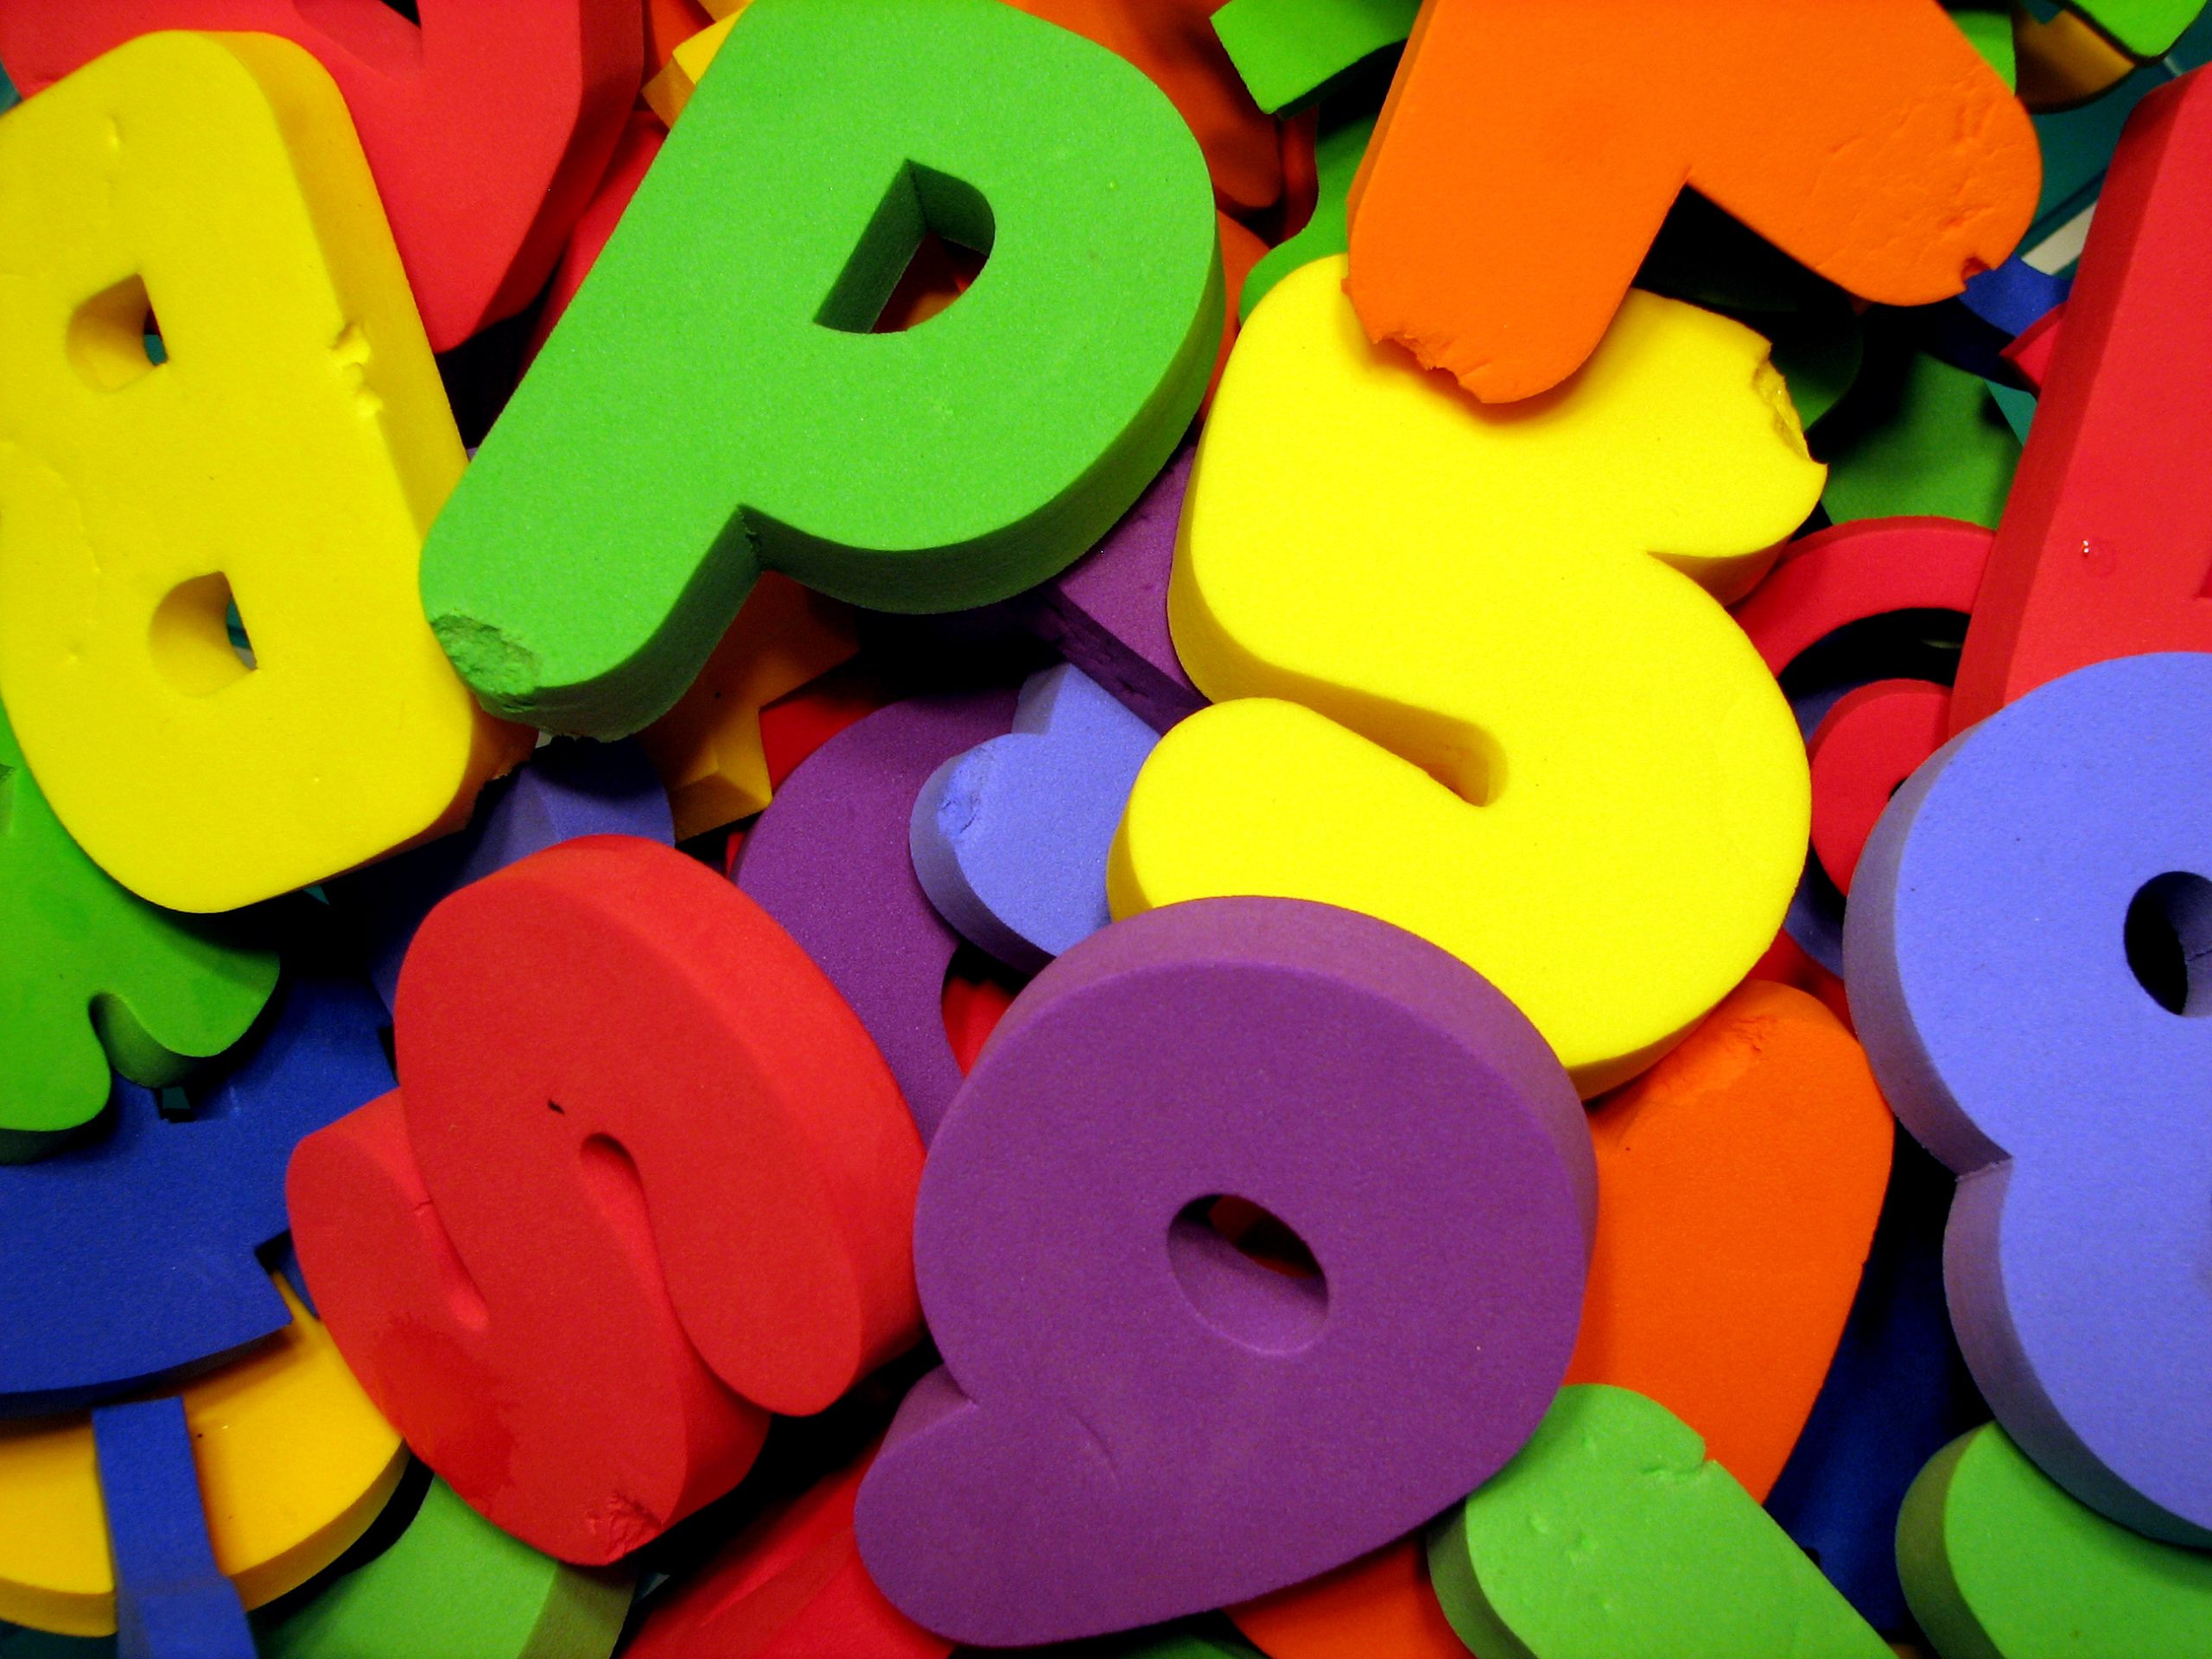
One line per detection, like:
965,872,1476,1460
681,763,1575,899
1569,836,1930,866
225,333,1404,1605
855,898,1595,1645
1430,1386,1889,1659
0,1,639,352
420,0,1221,739
0,32,529,912
1949,66,2212,731
335,736,674,1015
1114,258,1822,1095
0,700,276,1160
1345,0,2037,401
1847,652,2212,1542
288,836,925,1562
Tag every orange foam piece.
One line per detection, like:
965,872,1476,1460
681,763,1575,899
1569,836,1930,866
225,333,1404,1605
1563,980,1894,1500
1747,928,1851,1032
1346,0,2039,401
1230,1535,1470,1659
1005,0,1284,215
638,574,860,840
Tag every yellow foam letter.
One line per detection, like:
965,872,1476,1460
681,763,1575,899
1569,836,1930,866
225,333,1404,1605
1112,258,1821,1094
0,32,528,912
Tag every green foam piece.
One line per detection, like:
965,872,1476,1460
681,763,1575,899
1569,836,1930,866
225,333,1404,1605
421,0,1222,739
2070,0,2208,56
2026,11,2212,257
1988,378,2037,444
1898,1424,2212,1659
1240,67,1387,321
1430,1386,1890,1659
0,701,277,1160
1817,327,2021,528
1211,0,1417,113
1948,3,2019,85
257,1478,632,1659
1767,302,1865,430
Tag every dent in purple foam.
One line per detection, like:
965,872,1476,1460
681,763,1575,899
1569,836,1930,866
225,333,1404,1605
1007,445,1204,734
1845,652,2212,1546
855,898,1595,1646
734,690,1020,1144
910,664,1158,974
345,739,672,1013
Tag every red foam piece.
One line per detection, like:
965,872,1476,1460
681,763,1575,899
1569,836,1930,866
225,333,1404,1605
528,111,664,365
1951,67,2212,730
1808,678,1953,894
288,836,925,1563
623,1453,950,1659
1735,516,1993,680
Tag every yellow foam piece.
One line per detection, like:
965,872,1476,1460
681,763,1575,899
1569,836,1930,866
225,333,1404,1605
0,1279,406,1637
1111,258,1821,1096
2013,3,2136,109
644,10,742,126
637,572,858,840
0,32,528,913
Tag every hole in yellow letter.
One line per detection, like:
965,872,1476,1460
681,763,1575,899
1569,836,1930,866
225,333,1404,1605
67,275,164,391
151,574,257,696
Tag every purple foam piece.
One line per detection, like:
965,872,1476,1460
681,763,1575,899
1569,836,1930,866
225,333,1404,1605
734,689,1020,1143
1846,652,2212,1546
909,664,1159,974
855,898,1596,1646
345,739,672,1014
0,969,392,1413
1005,445,1205,734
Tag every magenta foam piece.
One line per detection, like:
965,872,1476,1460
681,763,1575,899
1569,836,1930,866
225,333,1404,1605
734,689,1020,1143
855,898,1596,1645
1004,445,1204,734
1847,652,2212,1545
344,738,673,1014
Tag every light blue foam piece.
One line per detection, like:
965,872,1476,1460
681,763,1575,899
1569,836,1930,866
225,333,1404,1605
909,664,1159,973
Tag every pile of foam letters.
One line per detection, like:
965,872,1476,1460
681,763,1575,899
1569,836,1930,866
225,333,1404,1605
2,0,2208,1655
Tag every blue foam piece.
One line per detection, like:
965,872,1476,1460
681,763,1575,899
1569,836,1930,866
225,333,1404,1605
337,737,672,1014
1764,1128,1988,1631
1961,258,2069,338
909,664,1159,973
92,1398,253,1659
0,969,393,1413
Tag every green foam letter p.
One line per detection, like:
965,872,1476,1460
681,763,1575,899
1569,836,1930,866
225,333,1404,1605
422,0,1224,737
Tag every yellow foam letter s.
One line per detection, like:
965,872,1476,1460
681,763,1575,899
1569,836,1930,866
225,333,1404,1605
1112,258,1821,1094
